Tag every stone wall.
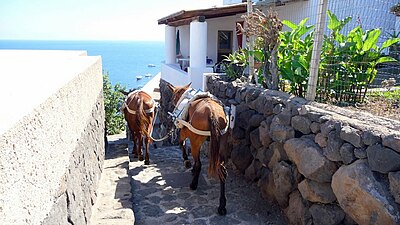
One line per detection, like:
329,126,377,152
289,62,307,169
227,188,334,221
158,76,400,225
0,51,105,225
206,75,400,225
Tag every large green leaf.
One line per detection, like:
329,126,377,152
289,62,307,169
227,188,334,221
281,65,295,81
363,29,381,51
381,38,400,49
254,50,265,62
282,20,298,30
348,26,363,50
327,10,352,32
327,10,340,31
298,18,309,27
376,56,397,64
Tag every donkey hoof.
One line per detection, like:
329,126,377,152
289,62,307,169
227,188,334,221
184,160,191,168
139,156,144,161
144,160,150,165
190,183,198,190
217,206,227,216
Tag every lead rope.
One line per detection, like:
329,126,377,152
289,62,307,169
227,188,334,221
149,104,176,142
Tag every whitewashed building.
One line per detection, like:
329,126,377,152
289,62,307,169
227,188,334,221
158,3,247,90
158,0,398,89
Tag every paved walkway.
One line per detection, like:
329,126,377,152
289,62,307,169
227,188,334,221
91,133,134,225
92,133,288,225
130,143,288,225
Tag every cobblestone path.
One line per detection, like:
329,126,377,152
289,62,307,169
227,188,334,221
130,143,288,225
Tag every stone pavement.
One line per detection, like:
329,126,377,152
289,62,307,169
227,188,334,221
91,133,288,225
90,133,134,225
130,142,288,225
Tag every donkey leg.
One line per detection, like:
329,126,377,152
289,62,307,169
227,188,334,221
131,131,138,158
137,134,144,161
180,128,191,168
217,159,228,215
144,120,154,165
144,136,150,165
189,137,204,190
190,158,201,190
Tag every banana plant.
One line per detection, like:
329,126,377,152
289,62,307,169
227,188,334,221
278,18,315,97
320,10,400,103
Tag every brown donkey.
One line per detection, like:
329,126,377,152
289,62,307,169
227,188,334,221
121,90,155,165
168,83,229,215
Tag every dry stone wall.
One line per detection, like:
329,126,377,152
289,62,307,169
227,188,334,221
204,75,400,225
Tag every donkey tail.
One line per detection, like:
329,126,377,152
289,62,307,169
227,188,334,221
208,111,222,179
136,97,150,138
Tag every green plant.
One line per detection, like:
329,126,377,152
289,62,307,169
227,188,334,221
103,71,126,135
368,88,400,99
222,49,248,80
318,10,400,103
278,18,315,97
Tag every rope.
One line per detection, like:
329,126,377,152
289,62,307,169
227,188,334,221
149,105,176,142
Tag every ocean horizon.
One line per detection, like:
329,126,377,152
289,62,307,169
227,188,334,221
0,40,165,90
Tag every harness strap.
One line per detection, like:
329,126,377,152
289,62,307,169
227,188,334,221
175,119,211,136
123,102,155,115
175,114,230,136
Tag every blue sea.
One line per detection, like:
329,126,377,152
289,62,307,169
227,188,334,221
0,40,165,90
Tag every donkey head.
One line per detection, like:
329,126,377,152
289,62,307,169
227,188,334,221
167,82,191,107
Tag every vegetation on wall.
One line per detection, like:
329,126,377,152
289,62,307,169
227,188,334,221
222,49,248,80
236,9,399,104
103,72,126,135
278,18,314,98
318,10,399,103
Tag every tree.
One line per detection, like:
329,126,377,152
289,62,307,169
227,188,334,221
239,9,283,89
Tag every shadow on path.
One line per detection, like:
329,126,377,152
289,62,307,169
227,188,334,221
130,144,288,225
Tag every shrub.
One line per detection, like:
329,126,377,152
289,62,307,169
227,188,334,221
222,49,248,80
103,71,126,135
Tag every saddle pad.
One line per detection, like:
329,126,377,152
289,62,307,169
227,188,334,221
172,88,223,121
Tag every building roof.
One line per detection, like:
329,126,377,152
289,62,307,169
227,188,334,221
158,3,247,27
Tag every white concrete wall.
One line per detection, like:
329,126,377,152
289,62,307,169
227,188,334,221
260,0,319,30
0,50,104,225
161,63,191,86
207,15,244,64
165,25,177,64
175,15,243,67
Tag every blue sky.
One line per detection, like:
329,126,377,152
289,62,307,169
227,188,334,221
0,0,222,41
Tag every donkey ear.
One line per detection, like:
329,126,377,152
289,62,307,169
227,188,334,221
184,82,192,89
120,90,130,96
167,83,175,92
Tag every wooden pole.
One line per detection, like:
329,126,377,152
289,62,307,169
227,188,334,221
305,0,328,101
